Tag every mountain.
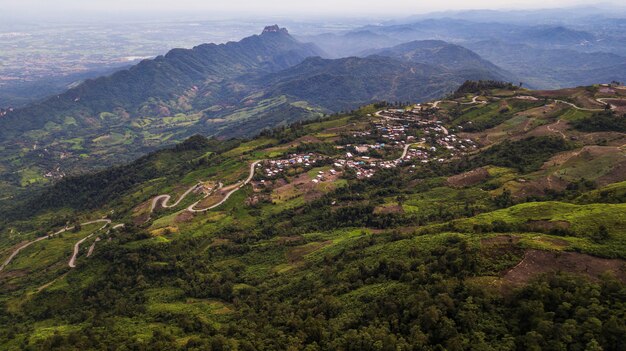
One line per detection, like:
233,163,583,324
260,54,508,112
0,26,325,193
365,40,512,75
520,26,596,46
0,26,322,137
361,18,521,42
467,40,626,88
320,18,626,89
1,84,625,350
0,31,508,195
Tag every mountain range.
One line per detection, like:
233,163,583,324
0,26,509,195
303,18,626,89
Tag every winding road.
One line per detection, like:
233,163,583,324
188,160,261,212
150,184,201,214
0,219,112,272
432,96,487,108
554,99,604,112
7,93,624,274
5,90,624,279
596,98,623,111
145,160,260,215
1,160,261,272
68,220,111,268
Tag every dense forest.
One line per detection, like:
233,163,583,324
3,232,624,350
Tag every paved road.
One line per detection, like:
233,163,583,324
150,183,201,213
187,182,222,212
554,99,604,112
0,219,112,272
432,96,486,108
397,144,411,161
188,160,261,212
595,97,626,111
68,220,111,268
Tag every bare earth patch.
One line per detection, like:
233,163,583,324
447,167,489,188
503,249,626,286
174,211,195,223
132,200,152,225
532,88,582,98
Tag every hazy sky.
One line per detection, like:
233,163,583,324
2,0,624,18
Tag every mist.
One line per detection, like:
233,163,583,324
3,0,625,23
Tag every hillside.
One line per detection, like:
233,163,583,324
311,18,626,89
366,40,501,71
259,55,508,112
467,40,626,89
0,26,322,137
0,26,325,194
0,30,508,196
1,83,625,350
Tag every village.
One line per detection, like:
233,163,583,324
257,104,478,183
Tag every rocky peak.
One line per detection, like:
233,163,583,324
262,25,289,35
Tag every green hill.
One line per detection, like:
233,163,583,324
1,84,625,350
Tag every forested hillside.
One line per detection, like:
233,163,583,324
1,84,625,350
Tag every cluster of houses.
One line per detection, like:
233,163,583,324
376,109,477,154
260,154,325,178
311,168,338,183
258,107,478,183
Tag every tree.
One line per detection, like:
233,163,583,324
585,339,603,351
494,189,513,208
593,225,610,243
72,220,82,233
396,195,407,207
